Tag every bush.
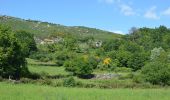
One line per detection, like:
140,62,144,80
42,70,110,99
64,56,94,78
27,73,41,79
63,77,76,87
0,76,3,82
55,51,69,66
40,57,50,62
29,52,53,62
141,61,170,85
132,73,144,83
118,73,134,80
97,58,117,71
20,78,32,84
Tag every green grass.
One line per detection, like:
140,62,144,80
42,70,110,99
27,58,56,66
27,58,69,76
28,65,69,76
0,15,122,40
0,82,170,100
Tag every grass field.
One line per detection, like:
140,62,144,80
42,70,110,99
28,65,69,76
27,58,69,76
0,82,169,100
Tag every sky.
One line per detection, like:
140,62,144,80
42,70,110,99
0,0,170,34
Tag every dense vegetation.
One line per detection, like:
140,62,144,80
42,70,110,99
0,25,28,80
0,16,170,88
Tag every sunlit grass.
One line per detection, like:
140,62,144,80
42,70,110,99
0,82,169,100
28,65,68,76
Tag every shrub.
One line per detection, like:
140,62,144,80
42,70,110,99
0,76,3,82
74,57,93,78
88,56,99,69
27,73,41,79
64,57,94,78
42,79,53,85
63,77,76,87
132,72,144,83
55,51,69,66
20,78,32,84
119,73,134,80
141,61,170,85
97,58,117,71
29,52,53,62
39,57,48,62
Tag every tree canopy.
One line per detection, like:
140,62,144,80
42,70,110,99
0,25,28,80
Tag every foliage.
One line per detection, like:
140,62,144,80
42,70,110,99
141,61,170,85
0,25,28,80
15,30,37,57
127,52,149,71
103,39,121,51
116,51,132,67
63,77,76,87
150,47,165,61
97,57,117,71
64,56,94,78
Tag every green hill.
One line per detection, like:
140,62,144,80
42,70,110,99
0,15,122,40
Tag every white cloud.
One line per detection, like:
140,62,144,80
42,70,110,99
162,7,170,16
119,4,135,16
144,6,159,20
99,0,136,16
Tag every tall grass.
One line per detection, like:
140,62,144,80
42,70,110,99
0,82,169,100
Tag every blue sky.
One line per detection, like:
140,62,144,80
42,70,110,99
0,0,170,34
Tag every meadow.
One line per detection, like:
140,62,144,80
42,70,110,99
0,82,170,100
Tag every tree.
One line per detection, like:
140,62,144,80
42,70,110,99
55,50,69,66
15,30,37,57
64,36,78,51
127,52,148,71
150,47,165,61
129,27,138,34
103,39,121,52
116,51,132,67
141,61,170,85
141,48,170,85
64,56,94,78
0,25,28,80
127,27,140,42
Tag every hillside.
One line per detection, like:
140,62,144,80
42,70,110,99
0,15,122,40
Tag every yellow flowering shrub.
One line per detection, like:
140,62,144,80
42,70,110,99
103,58,111,65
